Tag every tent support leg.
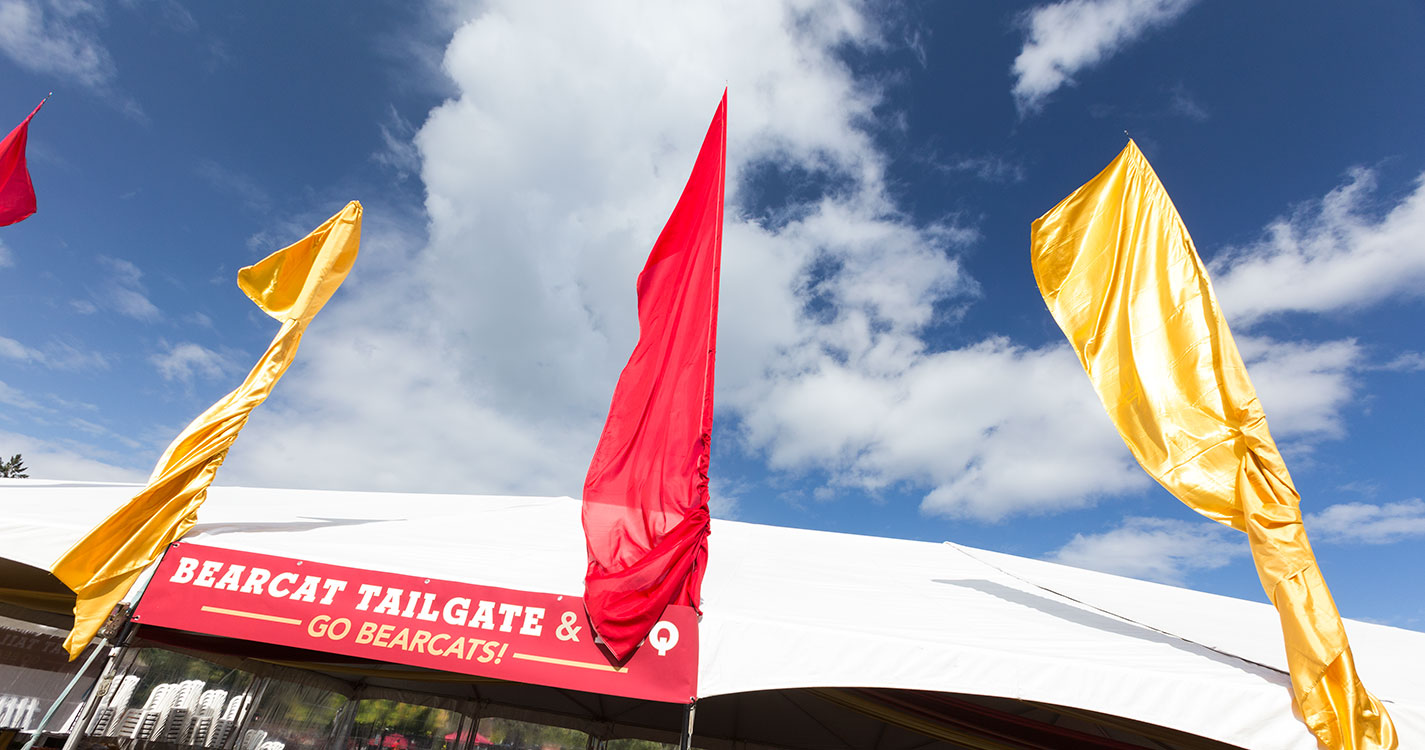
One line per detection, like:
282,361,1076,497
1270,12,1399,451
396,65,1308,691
678,700,696,750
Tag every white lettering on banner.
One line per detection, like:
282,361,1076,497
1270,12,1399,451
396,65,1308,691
169,557,200,584
159,552,657,660
416,593,440,622
291,575,321,603
214,565,245,591
356,583,382,610
268,572,299,598
240,568,270,594
497,603,523,632
443,597,470,626
470,601,495,630
374,588,404,615
319,579,347,605
648,621,679,656
520,607,545,636
401,590,422,619
194,560,224,587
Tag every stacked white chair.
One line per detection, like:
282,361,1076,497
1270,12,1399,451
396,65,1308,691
189,688,229,746
88,674,141,736
208,692,250,750
157,679,204,742
240,728,269,750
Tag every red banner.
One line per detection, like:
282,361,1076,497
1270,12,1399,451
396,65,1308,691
133,543,697,703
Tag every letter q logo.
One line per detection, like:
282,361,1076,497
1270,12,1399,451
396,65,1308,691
648,621,679,656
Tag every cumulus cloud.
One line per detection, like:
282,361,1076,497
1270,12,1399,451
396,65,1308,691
1235,336,1359,440
151,342,237,383
1011,0,1197,114
1306,499,1425,545
1211,168,1425,324
210,0,1385,531
740,339,1147,521
1050,516,1244,585
225,0,973,497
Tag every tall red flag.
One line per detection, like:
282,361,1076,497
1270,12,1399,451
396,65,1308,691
582,91,726,661
0,98,45,227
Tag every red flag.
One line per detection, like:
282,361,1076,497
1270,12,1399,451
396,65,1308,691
582,91,726,661
0,99,45,227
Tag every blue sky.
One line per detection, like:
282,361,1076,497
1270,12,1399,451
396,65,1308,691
1,1,1423,629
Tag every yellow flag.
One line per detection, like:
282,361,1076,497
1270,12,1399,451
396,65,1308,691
1030,143,1394,750
51,201,362,659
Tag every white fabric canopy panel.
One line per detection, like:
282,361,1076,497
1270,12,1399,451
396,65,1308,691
0,479,1421,750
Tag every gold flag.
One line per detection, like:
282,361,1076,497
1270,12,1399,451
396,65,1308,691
51,201,362,659
1030,142,1395,750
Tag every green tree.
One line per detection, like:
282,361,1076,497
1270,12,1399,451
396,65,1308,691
0,453,27,478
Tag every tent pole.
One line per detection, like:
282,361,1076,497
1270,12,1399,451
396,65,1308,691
678,700,696,750
17,640,109,750
58,644,129,750
327,696,358,750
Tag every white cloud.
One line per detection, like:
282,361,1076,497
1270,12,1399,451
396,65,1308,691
1211,168,1425,324
95,256,160,320
1379,351,1425,372
212,1,1386,530
224,0,964,498
1050,516,1244,585
0,0,113,87
0,379,42,411
1306,499,1425,545
151,341,237,383
0,428,144,482
939,154,1025,183
740,338,1147,521
0,238,13,268
1011,0,1197,114
0,335,109,371
1235,336,1359,440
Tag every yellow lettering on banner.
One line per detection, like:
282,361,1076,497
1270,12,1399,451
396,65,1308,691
326,618,351,640
214,565,245,591
411,629,432,653
428,633,450,656
355,621,378,645
374,624,395,648
308,615,332,638
466,638,487,661
390,627,411,651
445,636,466,659
478,640,500,663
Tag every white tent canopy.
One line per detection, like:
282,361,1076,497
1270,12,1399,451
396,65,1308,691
1,479,1422,749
